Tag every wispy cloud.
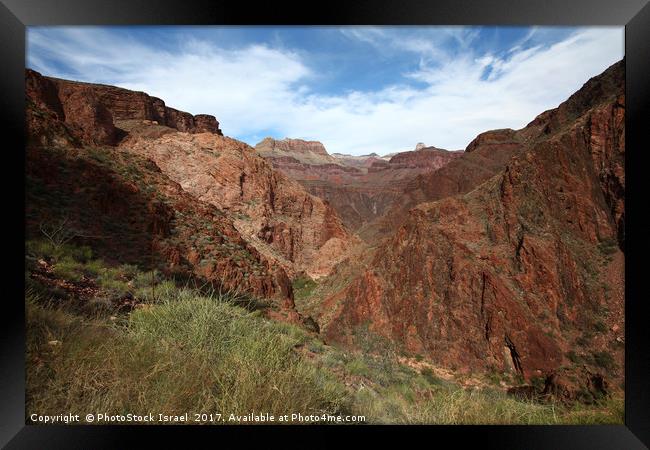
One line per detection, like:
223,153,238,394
27,26,623,155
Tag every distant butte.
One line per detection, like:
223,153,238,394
254,138,462,232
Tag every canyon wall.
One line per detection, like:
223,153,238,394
255,138,462,232
321,61,625,388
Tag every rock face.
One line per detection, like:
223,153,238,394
26,69,118,146
122,129,353,279
25,141,294,315
372,130,527,239
25,69,351,282
331,152,388,169
194,114,222,134
26,69,222,139
26,142,296,306
321,60,625,385
256,137,332,160
255,138,462,232
388,146,463,170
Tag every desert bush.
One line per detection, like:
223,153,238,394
597,237,618,256
345,357,371,378
592,351,616,371
292,275,317,300
420,368,444,386
593,320,608,333
50,258,86,282
26,239,93,263
566,350,582,364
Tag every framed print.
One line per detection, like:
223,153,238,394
2,0,649,448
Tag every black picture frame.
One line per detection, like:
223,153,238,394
2,0,649,448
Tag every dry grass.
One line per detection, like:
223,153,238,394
25,239,624,425
26,292,348,421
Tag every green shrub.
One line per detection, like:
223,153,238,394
592,351,616,370
597,238,618,256
292,276,317,300
576,332,593,347
346,357,371,378
26,239,93,263
421,368,444,386
82,259,106,277
566,350,582,364
593,321,608,333
117,264,141,279
321,351,345,368
50,258,85,282
308,339,326,354
530,376,546,391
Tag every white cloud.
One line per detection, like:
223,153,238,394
27,27,623,156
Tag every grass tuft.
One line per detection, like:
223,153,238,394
25,239,624,425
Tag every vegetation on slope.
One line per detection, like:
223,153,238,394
25,239,623,425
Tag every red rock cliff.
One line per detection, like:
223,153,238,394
322,60,625,386
256,139,462,232
25,69,304,318
121,130,354,279
26,69,222,143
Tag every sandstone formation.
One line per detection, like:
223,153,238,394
331,152,389,169
26,69,118,147
255,138,462,232
25,57,626,400
387,146,463,170
121,129,353,279
256,137,333,163
26,69,222,144
320,60,625,390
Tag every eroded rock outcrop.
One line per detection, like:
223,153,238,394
121,128,353,280
26,69,118,146
26,69,222,141
256,137,332,161
321,60,625,386
25,69,308,320
387,146,463,170
255,138,462,232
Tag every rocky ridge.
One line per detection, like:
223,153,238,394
26,68,222,148
121,128,354,279
25,69,354,325
255,138,462,232
318,60,625,396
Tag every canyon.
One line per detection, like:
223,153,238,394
26,68,353,325
255,137,463,233
25,59,625,402
317,60,625,399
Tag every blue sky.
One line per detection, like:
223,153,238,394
27,26,624,155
